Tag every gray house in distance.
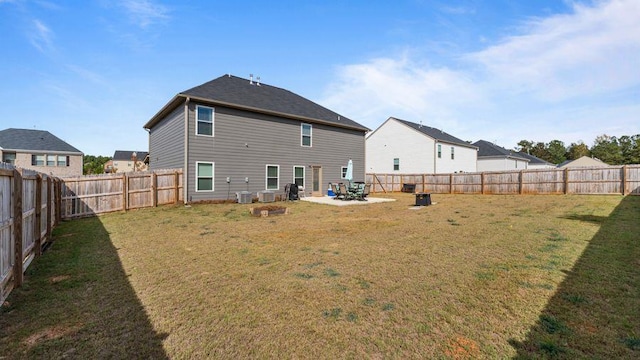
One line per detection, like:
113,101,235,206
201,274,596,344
143,74,369,202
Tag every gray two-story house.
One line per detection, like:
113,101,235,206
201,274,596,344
143,74,369,202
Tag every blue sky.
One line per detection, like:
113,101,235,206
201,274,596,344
0,0,638,156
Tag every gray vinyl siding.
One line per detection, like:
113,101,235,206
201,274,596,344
148,105,184,170
185,103,365,201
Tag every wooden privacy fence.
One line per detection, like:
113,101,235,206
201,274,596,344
1,168,60,304
367,165,640,196
60,169,183,219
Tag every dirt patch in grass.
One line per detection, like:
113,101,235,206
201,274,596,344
2,194,638,358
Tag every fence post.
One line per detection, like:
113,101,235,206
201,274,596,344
481,173,485,195
174,171,180,203
449,174,454,194
46,177,52,244
151,172,158,207
122,173,128,211
422,174,426,193
564,168,570,194
519,171,524,195
55,179,61,225
34,174,42,257
12,169,23,288
622,165,628,195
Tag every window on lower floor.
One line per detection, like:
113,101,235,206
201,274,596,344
196,162,214,191
341,166,348,179
393,158,400,171
293,166,305,187
2,152,15,165
32,154,45,166
266,165,279,190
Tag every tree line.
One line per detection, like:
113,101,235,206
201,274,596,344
516,134,640,165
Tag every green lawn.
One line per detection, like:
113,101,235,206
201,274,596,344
1,194,638,359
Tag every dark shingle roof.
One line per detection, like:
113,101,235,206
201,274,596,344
473,140,528,161
0,128,82,153
517,151,553,165
392,118,476,148
144,74,368,131
113,150,149,161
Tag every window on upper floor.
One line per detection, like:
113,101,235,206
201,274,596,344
393,158,400,171
293,166,305,188
301,123,312,147
196,162,214,191
451,147,455,160
196,105,214,136
57,156,68,167
437,144,442,159
32,154,45,166
266,165,279,190
47,155,56,166
2,152,15,165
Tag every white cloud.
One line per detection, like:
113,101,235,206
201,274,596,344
29,19,54,53
468,0,640,101
120,0,169,28
320,0,640,147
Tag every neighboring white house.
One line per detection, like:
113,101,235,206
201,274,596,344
558,156,609,168
366,117,478,174
473,140,529,172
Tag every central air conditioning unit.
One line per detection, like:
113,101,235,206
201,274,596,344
236,191,252,204
258,190,275,203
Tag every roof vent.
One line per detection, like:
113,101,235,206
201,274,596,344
249,74,254,85
419,121,422,129
256,76,261,86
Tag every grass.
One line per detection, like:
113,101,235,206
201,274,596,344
1,193,638,358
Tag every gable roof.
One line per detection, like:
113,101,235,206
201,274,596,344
113,150,149,161
144,74,369,132
517,151,554,166
0,128,82,154
389,117,477,149
473,140,528,161
558,155,608,168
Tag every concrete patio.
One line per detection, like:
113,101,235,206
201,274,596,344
299,195,396,206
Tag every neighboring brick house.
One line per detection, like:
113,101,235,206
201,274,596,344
0,128,83,177
143,74,369,202
366,117,478,174
106,150,149,173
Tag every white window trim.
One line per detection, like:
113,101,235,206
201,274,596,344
195,105,215,137
341,166,348,179
266,164,280,190
195,161,215,192
293,165,305,188
301,123,312,147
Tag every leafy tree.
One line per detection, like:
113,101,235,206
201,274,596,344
618,135,640,164
516,140,534,154
591,135,623,165
567,141,590,160
83,155,111,175
547,140,567,164
530,142,552,163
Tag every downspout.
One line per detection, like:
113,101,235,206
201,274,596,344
183,97,190,204
433,140,437,174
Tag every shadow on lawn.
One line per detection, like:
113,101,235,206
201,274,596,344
0,216,169,359
510,195,640,359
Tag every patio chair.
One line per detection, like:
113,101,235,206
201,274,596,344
339,183,353,200
331,183,343,199
357,183,371,201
